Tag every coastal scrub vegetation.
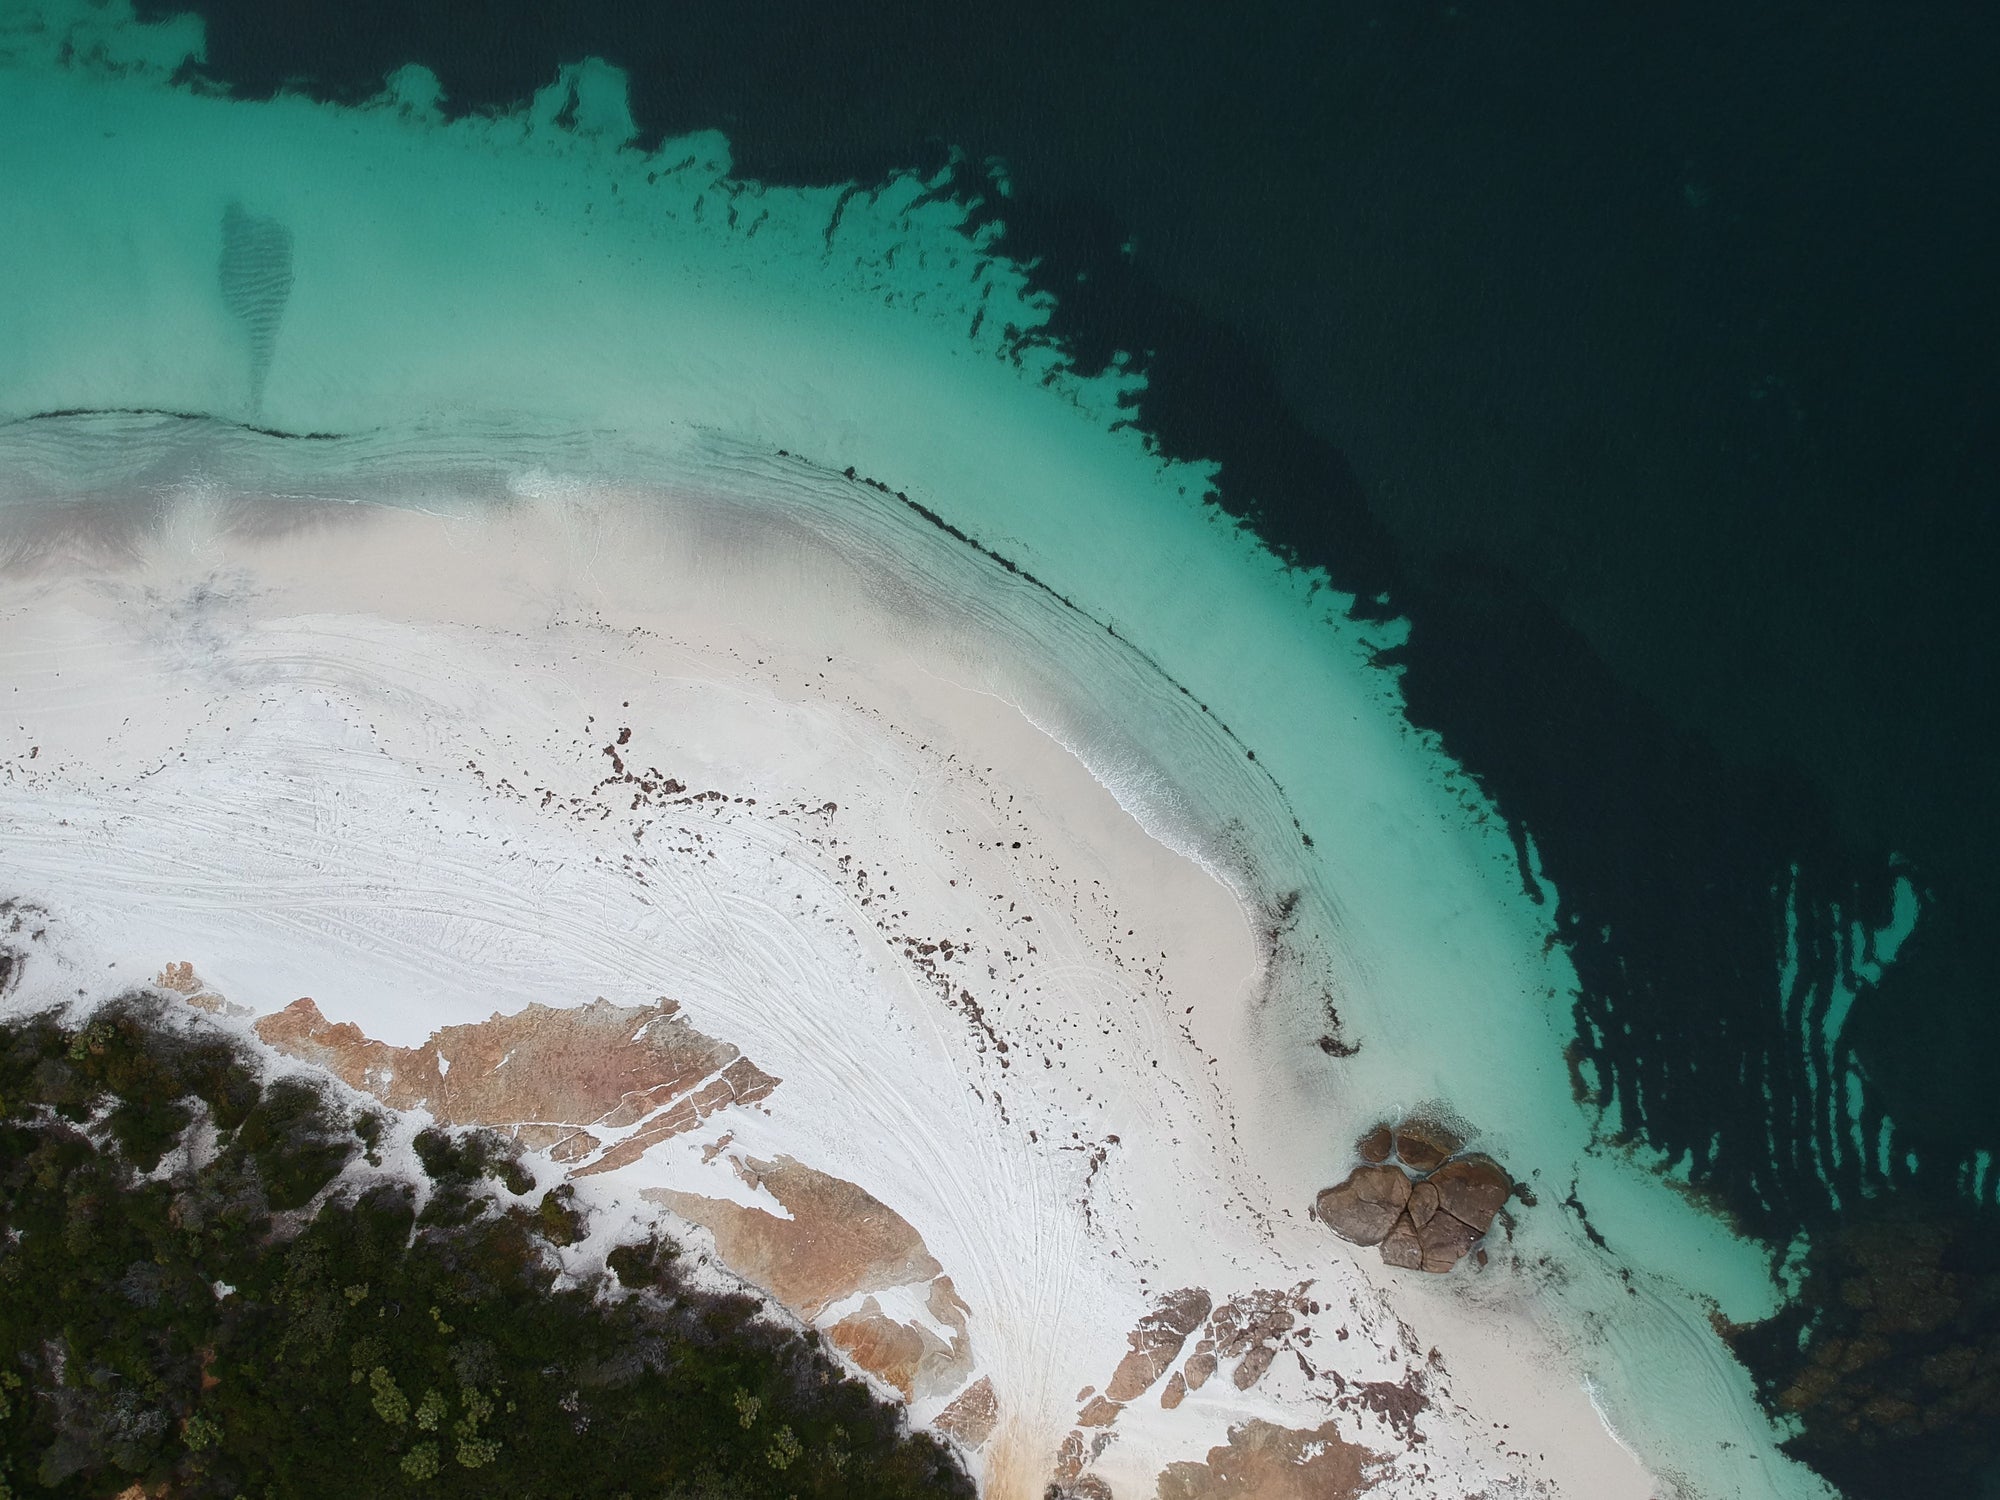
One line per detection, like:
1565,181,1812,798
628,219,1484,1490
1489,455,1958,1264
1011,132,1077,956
0,995,972,1499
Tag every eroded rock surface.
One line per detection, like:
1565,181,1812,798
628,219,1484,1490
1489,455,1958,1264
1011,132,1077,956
255,994,776,1170
645,1156,975,1400
1427,1153,1510,1234
933,1375,997,1449
241,992,970,1411
1314,1119,1512,1275
1156,1418,1383,1500
1391,1117,1464,1172
1104,1286,1213,1402
1316,1163,1412,1246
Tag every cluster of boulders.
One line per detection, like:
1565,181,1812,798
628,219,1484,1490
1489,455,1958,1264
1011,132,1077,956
1314,1118,1511,1273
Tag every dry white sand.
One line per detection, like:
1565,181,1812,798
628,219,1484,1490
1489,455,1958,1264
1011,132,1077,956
0,487,1658,1498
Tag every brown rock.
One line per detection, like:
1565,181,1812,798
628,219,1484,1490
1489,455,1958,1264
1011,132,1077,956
1157,1418,1383,1500
254,993,776,1174
934,1376,997,1449
1416,1211,1482,1273
1184,1351,1217,1391
1355,1123,1394,1162
1105,1287,1213,1401
1314,1163,1413,1246
828,1299,932,1398
1161,1370,1188,1410
1233,1344,1280,1390
643,1157,941,1316
1053,1429,1089,1484
1392,1117,1464,1172
1379,1211,1423,1270
1077,1396,1122,1428
1427,1154,1511,1233
1407,1178,1440,1230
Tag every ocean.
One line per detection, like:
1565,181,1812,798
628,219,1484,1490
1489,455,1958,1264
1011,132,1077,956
4,1,1995,1493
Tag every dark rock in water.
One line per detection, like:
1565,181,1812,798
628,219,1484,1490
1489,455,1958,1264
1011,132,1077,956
1392,1117,1464,1171
1407,1178,1440,1230
1316,1163,1412,1246
1417,1211,1482,1273
1356,1123,1394,1163
1380,1211,1423,1270
1427,1154,1510,1233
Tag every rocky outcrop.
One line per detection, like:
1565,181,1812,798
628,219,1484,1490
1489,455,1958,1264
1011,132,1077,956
237,991,969,1412
933,1375,997,1449
1314,1117,1511,1275
1391,1117,1463,1172
1183,1285,1315,1393
1156,1418,1383,1500
645,1157,975,1400
1427,1153,1510,1234
254,994,777,1171
1104,1287,1213,1402
1315,1163,1412,1245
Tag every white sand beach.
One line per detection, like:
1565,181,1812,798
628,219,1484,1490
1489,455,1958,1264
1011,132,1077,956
0,486,1661,1499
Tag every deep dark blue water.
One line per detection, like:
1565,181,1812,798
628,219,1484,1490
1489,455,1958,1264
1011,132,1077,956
132,2,2000,1492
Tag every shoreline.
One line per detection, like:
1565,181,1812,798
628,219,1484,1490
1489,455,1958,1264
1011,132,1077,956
0,485,1666,1497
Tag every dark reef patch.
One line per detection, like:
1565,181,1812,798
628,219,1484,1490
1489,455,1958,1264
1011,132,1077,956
1727,1196,2000,1500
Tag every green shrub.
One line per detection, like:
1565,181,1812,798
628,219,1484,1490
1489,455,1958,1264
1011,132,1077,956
0,1000,973,1500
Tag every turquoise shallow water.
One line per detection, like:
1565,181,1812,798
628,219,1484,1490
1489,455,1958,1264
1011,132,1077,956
2,3,1995,1494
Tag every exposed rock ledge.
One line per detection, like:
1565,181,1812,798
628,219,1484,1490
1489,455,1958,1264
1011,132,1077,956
236,984,974,1408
